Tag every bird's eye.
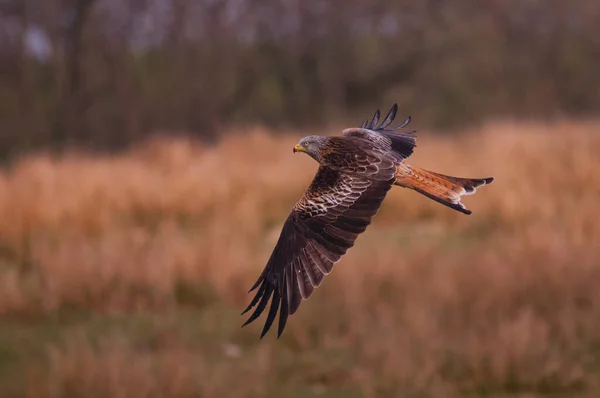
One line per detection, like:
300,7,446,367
303,141,310,147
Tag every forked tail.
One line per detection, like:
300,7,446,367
394,164,493,215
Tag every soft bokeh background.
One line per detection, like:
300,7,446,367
1,1,600,397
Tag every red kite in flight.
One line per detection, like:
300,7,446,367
242,104,493,338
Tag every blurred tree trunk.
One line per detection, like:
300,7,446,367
55,0,97,147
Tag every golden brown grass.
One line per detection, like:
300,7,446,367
1,120,600,397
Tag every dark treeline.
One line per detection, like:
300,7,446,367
1,0,599,157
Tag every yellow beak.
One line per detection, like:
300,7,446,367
293,143,305,153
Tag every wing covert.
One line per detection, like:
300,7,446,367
343,103,417,162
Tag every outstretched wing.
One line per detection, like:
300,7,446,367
343,103,417,162
242,155,396,339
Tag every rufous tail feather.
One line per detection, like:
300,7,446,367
394,164,493,215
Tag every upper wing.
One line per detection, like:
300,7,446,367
242,158,396,339
342,103,417,162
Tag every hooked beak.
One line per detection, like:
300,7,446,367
293,143,304,153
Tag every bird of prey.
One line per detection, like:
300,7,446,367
242,104,493,339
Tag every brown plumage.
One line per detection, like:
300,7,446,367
394,164,493,215
242,104,494,339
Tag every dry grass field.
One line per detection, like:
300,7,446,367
0,121,599,397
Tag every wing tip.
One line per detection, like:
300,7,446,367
242,277,291,340
396,116,412,130
354,103,414,134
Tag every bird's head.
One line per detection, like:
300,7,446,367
293,135,326,161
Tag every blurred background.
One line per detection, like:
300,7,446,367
0,0,599,397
